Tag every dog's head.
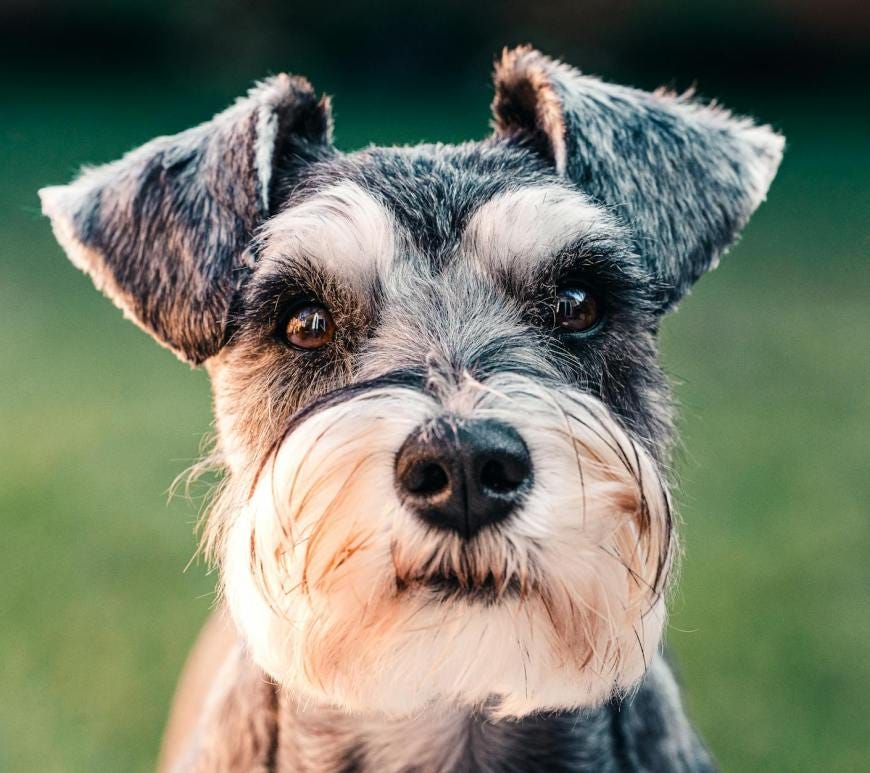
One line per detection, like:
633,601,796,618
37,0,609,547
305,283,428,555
41,47,782,717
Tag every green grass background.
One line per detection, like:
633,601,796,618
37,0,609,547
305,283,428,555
1,71,868,771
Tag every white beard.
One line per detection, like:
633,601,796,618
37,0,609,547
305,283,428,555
220,373,673,717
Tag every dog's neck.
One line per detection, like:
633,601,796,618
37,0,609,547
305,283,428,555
276,698,593,772
188,645,712,772
272,658,711,772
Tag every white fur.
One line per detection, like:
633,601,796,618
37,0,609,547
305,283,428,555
737,123,785,212
221,373,672,718
38,184,166,349
258,182,397,290
255,105,280,213
461,185,616,279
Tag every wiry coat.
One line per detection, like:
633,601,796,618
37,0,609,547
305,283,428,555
40,46,782,772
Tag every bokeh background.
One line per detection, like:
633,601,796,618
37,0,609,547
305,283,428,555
1,1,868,770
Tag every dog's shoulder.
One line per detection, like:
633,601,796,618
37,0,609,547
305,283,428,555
608,655,716,772
166,624,278,773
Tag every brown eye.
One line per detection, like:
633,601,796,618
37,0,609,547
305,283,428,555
554,287,601,333
284,303,335,349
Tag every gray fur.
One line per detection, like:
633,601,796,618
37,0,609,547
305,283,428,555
39,74,333,363
185,652,713,772
39,46,784,772
492,46,784,308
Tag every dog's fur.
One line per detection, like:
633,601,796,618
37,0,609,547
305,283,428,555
41,47,782,772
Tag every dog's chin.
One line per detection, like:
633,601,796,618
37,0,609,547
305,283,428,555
218,374,673,717
399,568,524,604
224,502,666,718
225,536,666,717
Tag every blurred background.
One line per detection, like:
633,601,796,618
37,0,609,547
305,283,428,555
1,1,868,770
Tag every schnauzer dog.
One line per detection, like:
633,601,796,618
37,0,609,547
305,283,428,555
41,47,782,772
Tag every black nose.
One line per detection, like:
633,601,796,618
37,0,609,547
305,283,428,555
394,418,533,538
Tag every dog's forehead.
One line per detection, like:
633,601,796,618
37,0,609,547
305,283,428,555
258,141,615,283
297,142,560,255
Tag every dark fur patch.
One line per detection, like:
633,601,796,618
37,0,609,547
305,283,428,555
229,141,673,465
492,45,784,309
40,74,333,363
275,140,560,272
40,48,783,772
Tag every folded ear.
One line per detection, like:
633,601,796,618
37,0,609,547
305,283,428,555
492,46,784,310
40,74,333,363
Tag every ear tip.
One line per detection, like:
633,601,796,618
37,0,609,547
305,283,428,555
38,185,64,217
39,177,96,222
248,72,319,108
760,124,786,159
658,91,786,206
762,127,786,173
732,120,785,210
494,44,552,80
492,46,581,110
498,44,545,62
246,72,333,144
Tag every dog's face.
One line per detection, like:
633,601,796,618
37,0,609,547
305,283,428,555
210,147,674,716
41,48,782,717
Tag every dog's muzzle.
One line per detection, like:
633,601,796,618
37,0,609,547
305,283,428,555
220,373,674,717
394,418,533,539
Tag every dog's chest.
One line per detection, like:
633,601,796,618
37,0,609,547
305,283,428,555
273,695,622,773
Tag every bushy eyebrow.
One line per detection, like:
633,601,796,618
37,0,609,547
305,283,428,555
538,234,652,291
241,253,334,322
461,185,653,297
231,181,400,329
236,246,394,347
253,181,397,291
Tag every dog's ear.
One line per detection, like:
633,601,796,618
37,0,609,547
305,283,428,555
40,75,333,364
491,46,784,310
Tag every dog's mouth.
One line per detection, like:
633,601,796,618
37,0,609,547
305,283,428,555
397,569,525,605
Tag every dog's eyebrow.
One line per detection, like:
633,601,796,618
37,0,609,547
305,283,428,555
462,185,625,281
254,181,397,291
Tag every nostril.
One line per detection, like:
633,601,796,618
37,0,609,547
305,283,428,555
480,458,519,494
396,418,532,538
407,460,450,497
479,454,530,495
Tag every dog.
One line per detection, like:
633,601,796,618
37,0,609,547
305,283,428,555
40,46,782,772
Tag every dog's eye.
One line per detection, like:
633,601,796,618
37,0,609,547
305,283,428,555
283,303,335,349
554,287,600,333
